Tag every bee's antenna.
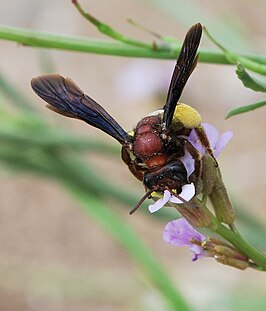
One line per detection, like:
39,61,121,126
129,189,153,215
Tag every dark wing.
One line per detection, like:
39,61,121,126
162,23,202,129
31,74,131,144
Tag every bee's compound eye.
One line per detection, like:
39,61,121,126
143,174,153,188
144,175,149,184
156,174,164,180
169,163,187,180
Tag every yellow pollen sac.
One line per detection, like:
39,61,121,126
173,103,202,128
151,191,163,199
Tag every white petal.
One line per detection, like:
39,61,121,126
148,190,171,213
169,195,183,204
169,183,195,204
180,150,195,177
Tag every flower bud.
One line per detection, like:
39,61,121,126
170,197,212,228
202,238,249,270
201,153,217,195
209,167,236,224
214,255,249,270
214,245,248,261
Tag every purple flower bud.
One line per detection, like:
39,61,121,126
163,218,206,261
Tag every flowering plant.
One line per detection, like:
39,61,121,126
0,2,265,311
148,122,265,271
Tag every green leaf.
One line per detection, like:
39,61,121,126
226,100,266,119
236,63,266,92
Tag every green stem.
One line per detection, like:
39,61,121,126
67,185,192,311
210,218,266,270
0,127,119,154
204,26,266,75
73,1,157,50
0,145,192,309
1,24,266,64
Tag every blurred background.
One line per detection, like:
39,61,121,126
0,0,265,310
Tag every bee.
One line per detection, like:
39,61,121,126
31,23,212,213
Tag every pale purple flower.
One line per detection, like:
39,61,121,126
181,123,233,176
188,122,233,158
148,184,195,213
163,218,206,261
147,123,233,214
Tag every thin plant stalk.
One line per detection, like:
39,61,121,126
0,25,266,64
67,184,192,311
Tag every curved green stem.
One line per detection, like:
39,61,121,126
210,217,266,271
204,26,266,75
73,0,156,50
0,24,266,64
67,186,192,311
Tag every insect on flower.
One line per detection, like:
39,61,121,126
31,23,214,214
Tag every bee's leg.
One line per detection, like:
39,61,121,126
195,125,218,166
185,141,203,194
121,147,144,181
186,141,218,196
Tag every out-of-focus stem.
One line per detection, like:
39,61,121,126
0,25,266,64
